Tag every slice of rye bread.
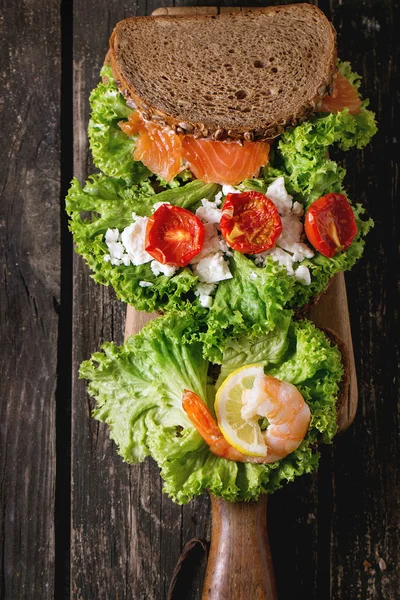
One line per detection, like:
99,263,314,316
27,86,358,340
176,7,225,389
109,4,337,142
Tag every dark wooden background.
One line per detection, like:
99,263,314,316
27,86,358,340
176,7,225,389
1,0,399,598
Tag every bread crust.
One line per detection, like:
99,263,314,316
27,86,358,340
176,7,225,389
108,5,337,142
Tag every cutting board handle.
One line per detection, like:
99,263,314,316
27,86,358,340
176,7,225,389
202,494,277,600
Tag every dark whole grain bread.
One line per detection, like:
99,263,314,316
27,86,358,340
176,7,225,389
109,4,337,141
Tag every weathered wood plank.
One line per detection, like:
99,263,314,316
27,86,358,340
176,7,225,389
323,1,400,597
0,0,61,598
70,1,399,600
271,1,400,598
71,2,181,599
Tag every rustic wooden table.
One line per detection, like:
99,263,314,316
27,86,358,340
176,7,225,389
1,1,399,599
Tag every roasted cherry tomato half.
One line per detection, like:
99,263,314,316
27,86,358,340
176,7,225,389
145,204,205,267
304,193,357,258
219,191,282,254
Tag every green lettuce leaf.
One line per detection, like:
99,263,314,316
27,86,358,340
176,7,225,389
66,172,371,335
66,175,220,312
266,60,377,204
338,60,362,90
290,203,373,308
88,61,376,192
216,311,292,384
202,253,295,363
88,65,150,184
80,314,209,463
81,313,343,503
201,201,372,361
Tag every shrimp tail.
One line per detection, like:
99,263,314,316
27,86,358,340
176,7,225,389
182,390,244,461
182,389,221,445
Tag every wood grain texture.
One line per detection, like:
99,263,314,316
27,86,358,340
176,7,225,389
121,8,356,600
1,0,398,599
202,496,277,600
72,2,191,599
0,0,61,598
308,273,358,431
72,1,399,600
321,2,400,598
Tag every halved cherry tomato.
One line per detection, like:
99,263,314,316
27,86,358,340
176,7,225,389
145,204,205,266
219,191,282,254
304,193,357,258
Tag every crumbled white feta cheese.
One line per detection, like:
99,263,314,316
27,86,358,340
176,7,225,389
292,201,304,216
196,198,222,224
222,184,240,196
105,228,120,243
198,295,214,308
277,214,315,263
121,255,131,267
190,223,220,264
139,281,153,288
266,177,293,215
252,177,314,285
150,260,177,277
193,252,233,283
214,191,223,205
279,213,303,247
195,282,216,297
294,265,311,286
266,248,295,275
194,282,217,309
218,238,233,256
249,271,258,280
120,217,152,266
107,241,124,260
104,228,131,266
290,244,315,263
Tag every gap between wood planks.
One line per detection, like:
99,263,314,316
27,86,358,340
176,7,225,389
55,0,73,597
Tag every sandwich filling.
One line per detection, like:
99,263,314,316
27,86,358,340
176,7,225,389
119,111,271,184
116,71,361,185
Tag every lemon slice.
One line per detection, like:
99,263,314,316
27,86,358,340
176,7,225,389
215,364,268,457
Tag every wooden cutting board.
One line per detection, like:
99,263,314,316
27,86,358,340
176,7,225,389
123,7,358,599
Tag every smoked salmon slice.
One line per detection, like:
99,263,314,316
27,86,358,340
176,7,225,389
119,112,270,184
320,72,362,115
181,138,270,186
133,123,183,182
119,113,183,181
119,111,143,135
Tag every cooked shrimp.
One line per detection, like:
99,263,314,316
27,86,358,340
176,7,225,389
182,389,248,462
182,375,311,464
